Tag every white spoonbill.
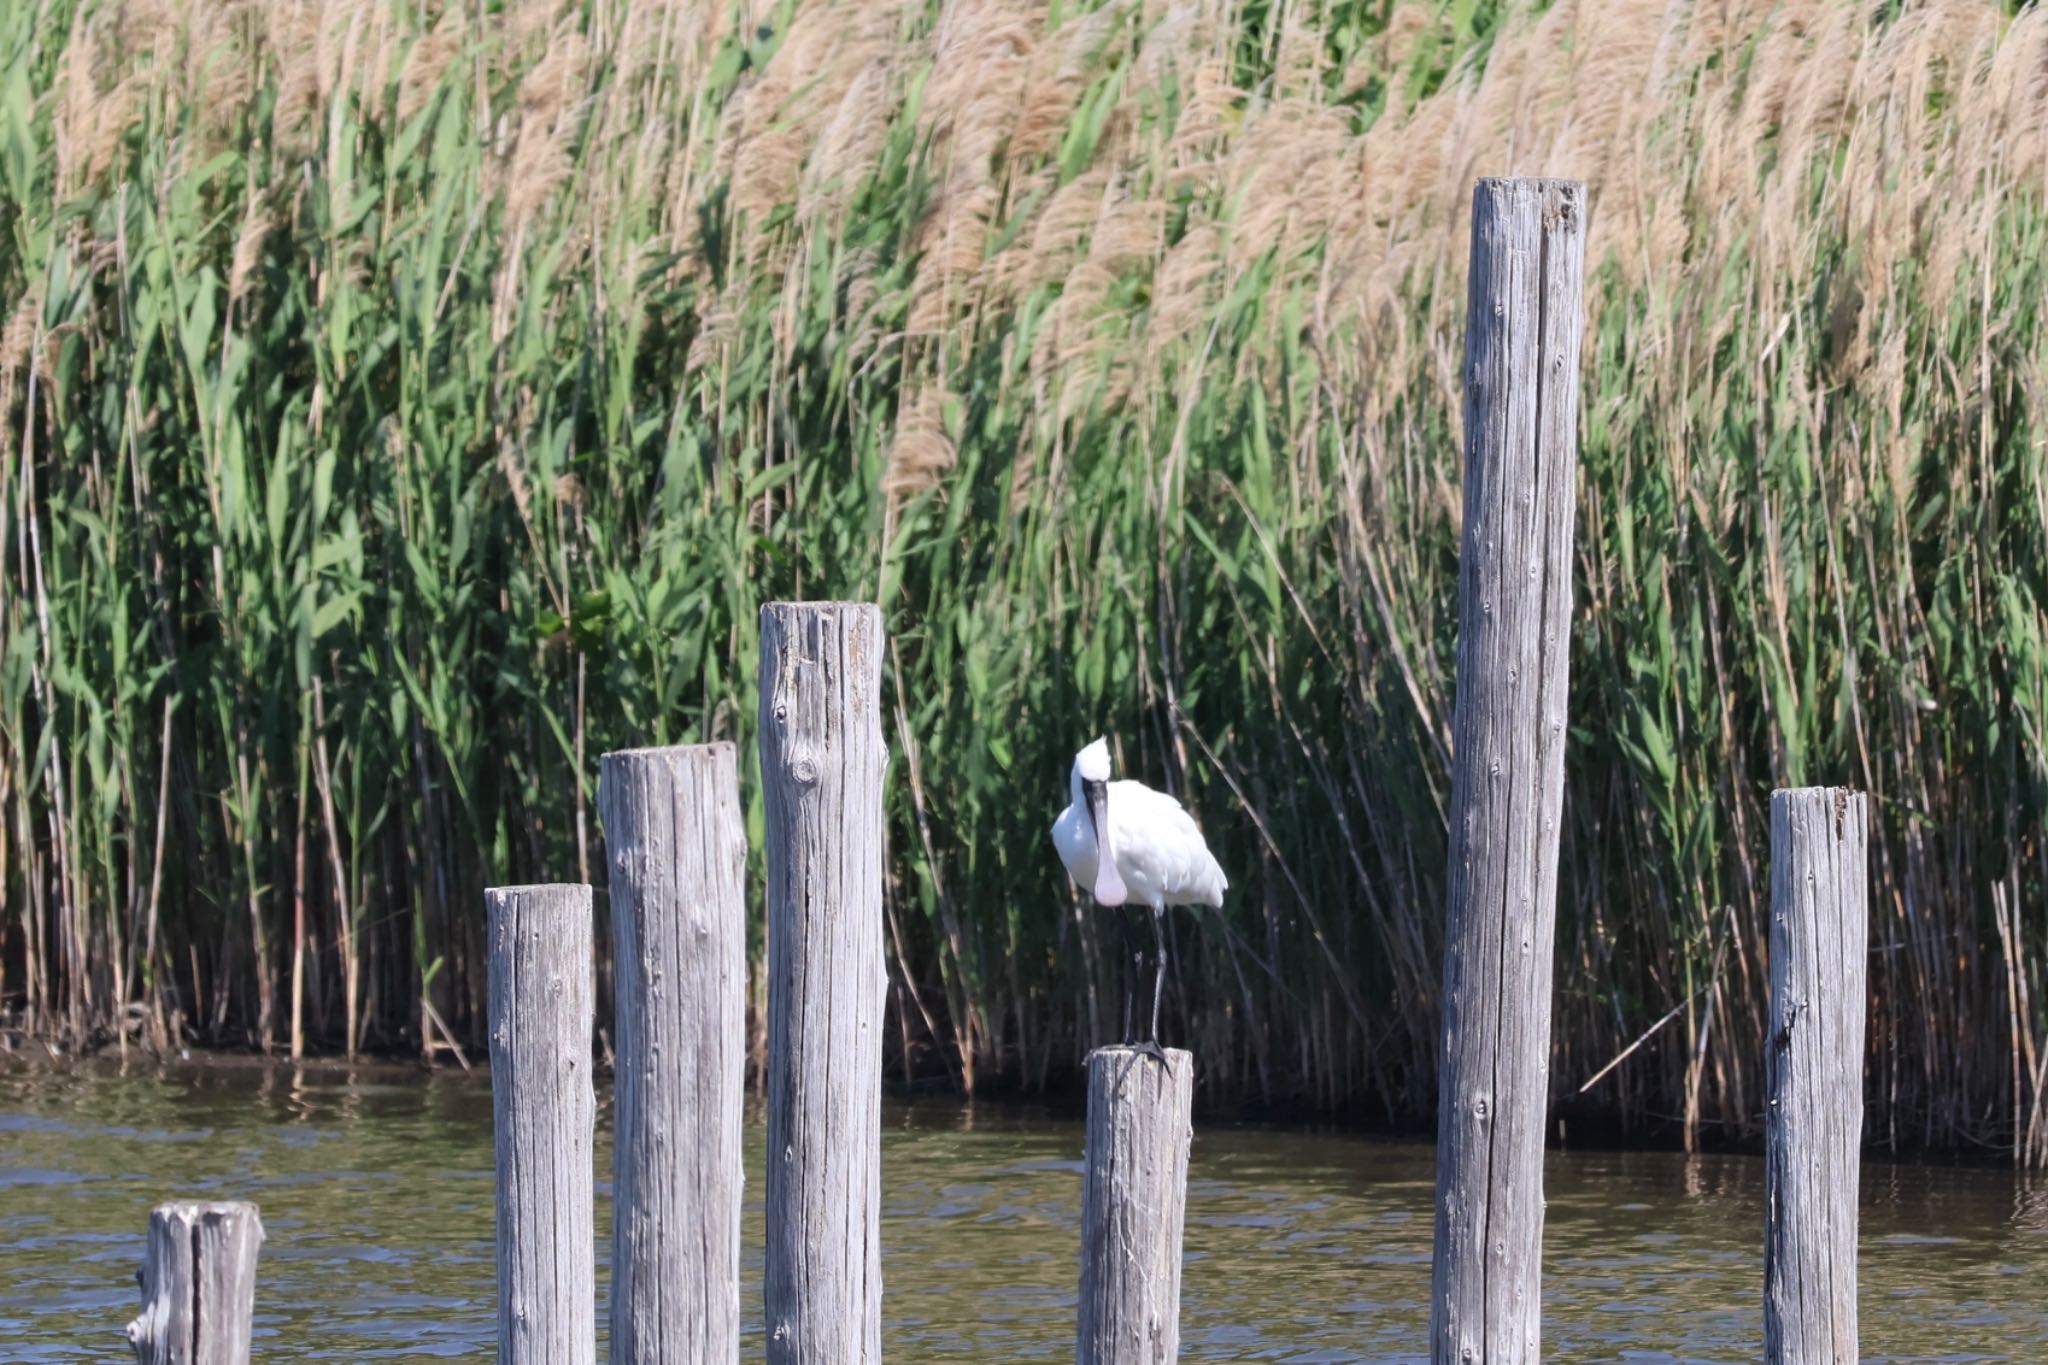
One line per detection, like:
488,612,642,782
1051,737,1227,1051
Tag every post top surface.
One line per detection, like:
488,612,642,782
151,1200,262,1217
760,600,884,619
1087,1045,1195,1065
600,741,738,762
1474,175,1586,194
484,882,593,900
761,599,882,608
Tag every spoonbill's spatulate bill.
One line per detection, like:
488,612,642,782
1050,738,1227,1049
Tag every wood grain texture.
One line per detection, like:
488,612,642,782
486,883,596,1365
759,602,887,1365
1429,176,1588,1365
1765,788,1867,1365
1077,1047,1194,1365
600,744,747,1365
125,1201,263,1365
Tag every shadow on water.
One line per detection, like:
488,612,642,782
2,1062,2044,1361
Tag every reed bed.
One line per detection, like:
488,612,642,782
4,0,2048,1159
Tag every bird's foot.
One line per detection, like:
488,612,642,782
1128,1039,1170,1067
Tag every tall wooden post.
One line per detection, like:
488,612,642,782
1429,176,1588,1365
1077,1046,1194,1365
759,602,887,1365
486,883,596,1365
600,744,747,1364
1765,787,1867,1365
125,1201,263,1365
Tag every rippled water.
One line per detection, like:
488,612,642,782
3,1060,2046,1361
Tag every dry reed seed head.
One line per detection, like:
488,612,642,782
609,0,675,87
1086,195,1167,273
492,27,592,237
311,0,371,111
0,291,41,384
507,0,576,56
266,0,323,147
152,1,260,148
1269,16,1324,103
1031,260,1123,416
1555,0,1673,266
1378,0,1437,76
227,201,276,306
1149,222,1221,346
795,51,902,228
496,444,534,526
918,0,1036,186
1024,168,1111,281
1982,7,2048,177
1167,57,1237,171
907,186,1005,337
1220,101,1352,277
835,242,882,334
53,7,101,197
396,6,465,126
54,6,153,197
909,0,1039,323
923,0,1035,119
1131,3,1207,97
1009,3,1114,173
884,387,960,500
1010,77,1077,168
360,0,404,106
719,3,893,253
684,305,738,375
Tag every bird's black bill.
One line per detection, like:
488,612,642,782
1084,778,1128,905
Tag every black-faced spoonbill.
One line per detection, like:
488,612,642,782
1050,737,1227,1055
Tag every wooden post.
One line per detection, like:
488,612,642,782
1765,787,1867,1365
125,1200,263,1365
759,602,886,1365
1077,1046,1194,1365
1429,176,1588,1365
600,744,747,1364
486,883,596,1365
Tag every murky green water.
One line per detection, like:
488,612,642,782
3,1061,2044,1362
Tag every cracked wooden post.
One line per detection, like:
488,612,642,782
760,602,886,1365
1077,1046,1194,1365
487,883,596,1365
1429,177,1588,1365
125,1200,263,1365
600,744,747,1364
1765,787,1867,1365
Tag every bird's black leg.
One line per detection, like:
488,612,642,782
1130,906,1169,1066
1149,906,1166,1042
1116,906,1136,1046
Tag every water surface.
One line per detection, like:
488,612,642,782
3,1062,2044,1361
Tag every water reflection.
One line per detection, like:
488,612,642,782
1,1061,2043,1361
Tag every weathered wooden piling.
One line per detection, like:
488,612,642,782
600,744,747,1364
760,602,887,1365
1429,176,1588,1365
486,883,596,1365
1765,787,1867,1365
126,1200,263,1365
1077,1046,1194,1365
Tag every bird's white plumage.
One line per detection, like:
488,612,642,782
1050,741,1227,911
